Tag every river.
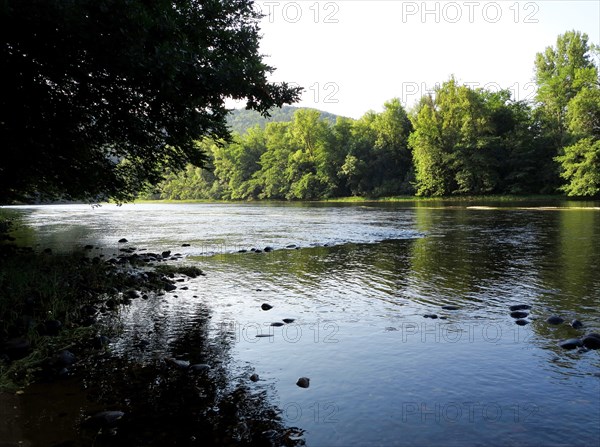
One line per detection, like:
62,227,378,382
3,201,600,446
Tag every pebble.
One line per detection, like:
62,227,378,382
509,304,531,311
582,333,600,350
165,358,190,369
558,338,583,350
44,319,62,336
85,411,125,429
189,364,210,372
296,377,310,388
571,319,583,329
56,350,76,366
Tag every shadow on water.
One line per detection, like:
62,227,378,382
2,292,304,447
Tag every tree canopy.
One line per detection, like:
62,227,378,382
0,0,301,203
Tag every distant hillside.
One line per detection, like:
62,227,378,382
226,105,345,135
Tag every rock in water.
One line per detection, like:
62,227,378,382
296,377,310,388
250,373,260,382
423,314,438,319
515,319,529,326
509,304,531,311
189,364,210,372
84,411,125,429
271,322,284,327
56,350,76,366
558,338,583,350
44,319,62,336
582,333,600,350
546,316,564,325
165,358,190,369
118,238,128,243
510,311,529,319
261,303,273,311
441,305,459,310
264,246,273,252
282,318,295,324
571,319,583,329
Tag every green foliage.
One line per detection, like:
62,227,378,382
556,138,600,197
1,0,300,203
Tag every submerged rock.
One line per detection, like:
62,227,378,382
510,311,529,319
509,304,531,311
296,377,310,388
546,316,565,325
515,319,529,326
255,334,274,338
270,322,284,327
423,314,438,319
558,338,583,350
261,303,273,311
441,305,460,310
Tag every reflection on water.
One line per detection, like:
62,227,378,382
3,202,600,446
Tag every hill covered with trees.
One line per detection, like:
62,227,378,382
226,105,342,135
148,30,600,201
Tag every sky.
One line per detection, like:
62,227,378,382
229,0,600,119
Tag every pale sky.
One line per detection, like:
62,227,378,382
230,0,600,119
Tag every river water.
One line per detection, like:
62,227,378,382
4,201,600,446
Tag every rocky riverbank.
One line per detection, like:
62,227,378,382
0,239,304,446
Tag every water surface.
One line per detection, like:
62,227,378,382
4,201,600,446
